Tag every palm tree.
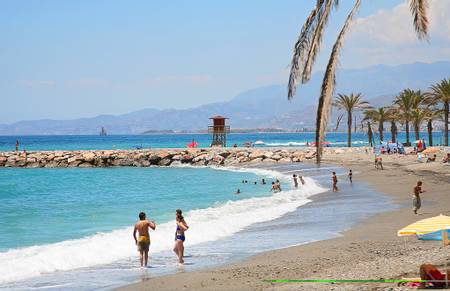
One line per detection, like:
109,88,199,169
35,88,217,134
333,93,370,147
425,109,443,146
363,107,390,142
428,78,450,146
288,0,429,162
409,90,427,141
386,107,400,143
394,89,419,146
366,121,373,147
410,108,428,141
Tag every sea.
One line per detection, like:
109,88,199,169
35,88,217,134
0,132,446,152
0,132,413,290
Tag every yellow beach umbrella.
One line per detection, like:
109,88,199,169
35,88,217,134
398,214,450,236
398,215,450,287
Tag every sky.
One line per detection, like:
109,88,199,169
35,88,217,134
1,0,449,124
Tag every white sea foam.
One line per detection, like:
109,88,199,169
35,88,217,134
264,142,306,146
0,166,326,284
262,140,368,147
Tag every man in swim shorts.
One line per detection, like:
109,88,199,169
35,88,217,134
413,181,426,215
133,212,156,267
332,172,338,192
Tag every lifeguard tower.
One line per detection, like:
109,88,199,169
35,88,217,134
208,116,230,147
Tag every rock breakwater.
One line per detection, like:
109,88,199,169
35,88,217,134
0,147,370,168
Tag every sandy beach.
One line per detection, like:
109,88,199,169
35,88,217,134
118,149,450,291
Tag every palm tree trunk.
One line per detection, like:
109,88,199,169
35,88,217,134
390,121,397,143
367,122,373,147
427,119,433,146
378,121,384,142
405,120,410,145
445,102,449,146
379,122,384,142
347,111,352,147
414,123,420,141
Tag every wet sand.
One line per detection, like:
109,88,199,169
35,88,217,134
118,150,450,291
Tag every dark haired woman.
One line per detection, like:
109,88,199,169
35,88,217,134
173,209,189,264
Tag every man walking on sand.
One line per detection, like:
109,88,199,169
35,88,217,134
133,212,156,267
413,181,426,215
332,172,338,192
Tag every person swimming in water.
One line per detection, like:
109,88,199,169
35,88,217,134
173,209,189,264
133,212,156,267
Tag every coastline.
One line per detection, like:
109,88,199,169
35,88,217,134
118,150,450,291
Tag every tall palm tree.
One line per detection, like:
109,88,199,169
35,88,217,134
410,90,427,141
410,107,428,141
394,89,419,145
425,109,443,146
386,107,400,143
288,0,429,162
333,93,370,147
364,107,390,142
428,78,450,146
366,121,373,147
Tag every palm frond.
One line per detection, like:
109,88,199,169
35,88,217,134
302,0,334,83
409,0,429,40
335,114,344,131
288,1,325,99
315,0,361,163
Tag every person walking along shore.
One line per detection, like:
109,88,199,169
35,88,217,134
133,212,156,268
413,181,426,215
173,209,189,264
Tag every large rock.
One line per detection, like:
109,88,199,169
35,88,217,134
181,154,194,163
158,158,172,166
78,162,93,168
158,151,172,160
249,150,264,159
148,155,161,165
82,152,96,162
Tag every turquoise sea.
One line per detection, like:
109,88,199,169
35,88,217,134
0,134,401,290
0,132,446,151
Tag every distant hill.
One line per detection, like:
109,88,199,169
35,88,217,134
1,61,449,135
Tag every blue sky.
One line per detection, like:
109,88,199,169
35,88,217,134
1,0,449,123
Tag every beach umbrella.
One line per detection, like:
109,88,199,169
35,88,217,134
398,214,450,287
187,141,198,148
398,215,450,236
422,147,440,154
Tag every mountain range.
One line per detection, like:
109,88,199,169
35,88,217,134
1,61,449,135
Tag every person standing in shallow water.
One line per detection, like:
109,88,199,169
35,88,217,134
15,140,19,151
133,212,156,268
413,181,426,215
299,175,305,185
173,209,189,264
348,169,353,184
332,172,338,192
293,174,298,188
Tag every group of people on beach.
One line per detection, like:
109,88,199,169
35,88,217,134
133,209,189,268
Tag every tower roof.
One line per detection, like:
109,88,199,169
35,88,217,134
209,115,228,119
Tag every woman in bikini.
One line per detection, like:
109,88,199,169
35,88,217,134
173,209,189,264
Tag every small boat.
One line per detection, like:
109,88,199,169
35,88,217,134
99,127,107,136
254,140,265,145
